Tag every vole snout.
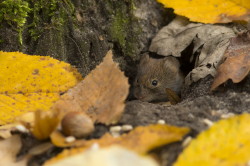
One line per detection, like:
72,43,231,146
133,84,153,101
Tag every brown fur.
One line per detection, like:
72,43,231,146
133,54,184,102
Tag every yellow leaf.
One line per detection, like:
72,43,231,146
157,0,250,23
0,51,82,125
174,113,250,166
231,0,250,9
31,110,60,140
47,124,190,164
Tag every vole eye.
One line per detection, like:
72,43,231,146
135,78,139,85
151,80,158,86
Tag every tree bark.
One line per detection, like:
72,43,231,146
0,0,172,77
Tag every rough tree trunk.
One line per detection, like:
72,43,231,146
0,0,172,77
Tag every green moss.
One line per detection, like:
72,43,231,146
28,0,73,41
0,0,74,44
110,11,129,49
108,0,141,58
0,0,31,44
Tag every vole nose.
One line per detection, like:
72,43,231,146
138,96,144,100
134,91,146,100
137,95,147,100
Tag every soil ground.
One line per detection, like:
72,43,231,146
121,75,250,165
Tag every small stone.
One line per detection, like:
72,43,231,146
89,143,100,151
202,118,214,127
221,113,235,119
110,131,121,138
157,119,165,124
110,126,122,138
15,125,28,133
182,136,192,147
110,126,122,133
211,109,228,116
187,113,195,119
121,125,133,131
65,136,76,143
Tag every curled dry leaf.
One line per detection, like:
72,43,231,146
31,110,60,140
165,88,181,105
149,17,236,86
47,124,190,164
0,51,82,125
50,130,76,147
51,50,129,124
211,31,250,90
0,135,29,166
174,113,250,166
157,0,250,23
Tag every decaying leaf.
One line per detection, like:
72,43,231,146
47,124,190,164
51,50,129,124
157,0,250,23
0,135,29,166
211,31,250,90
45,146,159,166
149,17,236,86
31,110,60,140
0,51,82,125
174,113,250,166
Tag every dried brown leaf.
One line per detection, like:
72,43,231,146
149,17,236,86
211,31,250,90
0,135,29,166
165,88,181,105
52,50,129,124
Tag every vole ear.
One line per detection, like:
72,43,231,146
163,56,180,71
140,53,150,64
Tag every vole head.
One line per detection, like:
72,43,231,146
133,53,184,102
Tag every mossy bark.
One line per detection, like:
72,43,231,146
0,0,173,77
